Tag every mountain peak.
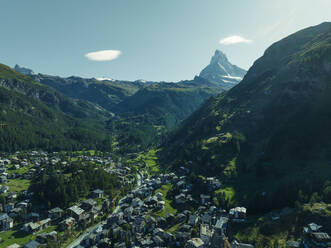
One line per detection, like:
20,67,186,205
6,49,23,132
210,50,229,64
199,50,246,89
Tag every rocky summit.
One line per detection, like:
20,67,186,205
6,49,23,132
199,50,247,89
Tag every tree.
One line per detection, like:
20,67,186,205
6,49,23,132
0,195,5,206
309,192,321,203
323,186,331,203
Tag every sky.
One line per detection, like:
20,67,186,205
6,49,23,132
0,0,330,82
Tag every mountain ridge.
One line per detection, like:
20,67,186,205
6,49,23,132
161,22,331,212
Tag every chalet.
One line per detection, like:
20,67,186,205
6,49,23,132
91,189,104,198
187,238,205,248
200,224,214,245
79,213,92,226
124,207,134,219
156,192,163,201
229,207,246,221
23,240,41,248
91,205,102,219
133,216,145,233
177,180,186,189
231,240,254,248
23,222,40,233
102,199,111,210
214,217,229,236
59,217,75,231
188,215,199,226
209,206,217,214
206,177,221,190
4,203,15,213
16,201,29,209
175,193,186,204
146,215,157,230
163,231,175,243
0,213,14,231
98,238,112,247
200,194,211,205
48,207,64,220
82,233,98,247
140,239,154,247
309,232,331,247
23,218,51,234
156,216,167,227
145,196,158,206
0,176,7,183
153,235,165,246
304,223,323,233
157,200,165,210
180,224,192,233
36,231,57,244
176,232,191,246
67,205,85,220
0,185,9,193
132,197,144,208
201,213,212,225
9,208,24,219
81,199,97,211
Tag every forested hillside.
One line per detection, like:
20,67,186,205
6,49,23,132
161,22,331,212
0,64,112,151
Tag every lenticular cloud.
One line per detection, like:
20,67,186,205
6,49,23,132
85,50,121,61
219,36,252,45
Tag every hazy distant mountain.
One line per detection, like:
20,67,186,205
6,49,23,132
114,76,224,129
199,50,246,89
14,64,35,76
30,74,144,112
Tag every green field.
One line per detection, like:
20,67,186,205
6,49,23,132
7,164,34,175
127,149,161,175
7,179,31,193
153,184,177,217
0,225,56,247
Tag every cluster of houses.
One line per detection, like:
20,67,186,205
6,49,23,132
1,151,330,248
0,151,135,248
302,223,331,248
68,172,253,248
1,187,113,248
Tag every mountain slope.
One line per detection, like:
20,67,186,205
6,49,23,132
11,51,247,153
0,64,112,151
20,50,243,124
30,74,146,112
1,64,108,120
162,22,331,212
115,76,223,129
200,50,246,89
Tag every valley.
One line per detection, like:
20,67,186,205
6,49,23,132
0,19,331,248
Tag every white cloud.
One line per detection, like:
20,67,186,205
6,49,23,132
96,77,115,81
85,50,121,61
219,35,252,45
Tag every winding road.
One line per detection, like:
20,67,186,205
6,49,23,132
66,172,143,248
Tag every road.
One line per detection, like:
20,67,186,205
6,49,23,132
66,172,143,248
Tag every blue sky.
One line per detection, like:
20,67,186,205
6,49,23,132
0,0,330,81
